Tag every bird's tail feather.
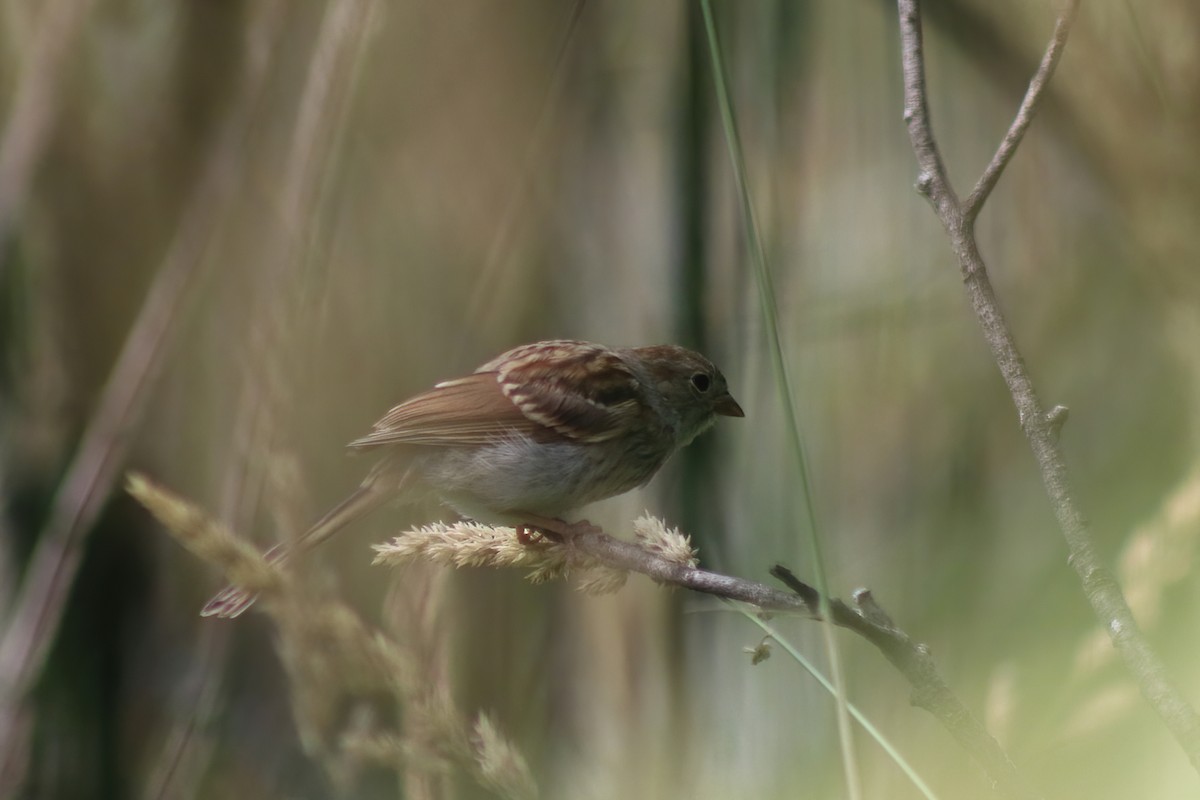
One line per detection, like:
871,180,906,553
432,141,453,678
199,477,396,619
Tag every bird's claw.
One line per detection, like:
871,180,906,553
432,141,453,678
515,518,601,545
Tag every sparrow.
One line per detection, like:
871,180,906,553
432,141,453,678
202,339,743,617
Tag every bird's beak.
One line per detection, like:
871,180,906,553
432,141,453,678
715,394,745,418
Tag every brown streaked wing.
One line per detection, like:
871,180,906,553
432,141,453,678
347,373,541,449
494,341,643,443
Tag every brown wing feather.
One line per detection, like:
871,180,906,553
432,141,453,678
348,374,540,449
348,341,648,451
493,341,643,443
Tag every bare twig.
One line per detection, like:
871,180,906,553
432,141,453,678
378,519,1038,799
585,534,1037,800
773,571,1040,800
896,0,1200,771
963,2,1079,220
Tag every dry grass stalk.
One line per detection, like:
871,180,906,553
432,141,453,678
373,514,699,596
127,472,538,797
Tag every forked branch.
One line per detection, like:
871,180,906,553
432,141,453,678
895,0,1200,771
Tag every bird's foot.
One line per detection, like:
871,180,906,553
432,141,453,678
515,516,601,545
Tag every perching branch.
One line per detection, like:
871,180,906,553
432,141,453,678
896,0,1200,771
375,518,1039,800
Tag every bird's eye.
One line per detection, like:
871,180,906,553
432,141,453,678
690,372,711,393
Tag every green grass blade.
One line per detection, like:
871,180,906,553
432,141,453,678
737,606,941,800
698,2,861,796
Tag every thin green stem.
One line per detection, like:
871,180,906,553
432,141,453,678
738,608,941,800
698,3,860,798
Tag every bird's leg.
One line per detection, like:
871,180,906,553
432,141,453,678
514,514,602,544
515,525,544,545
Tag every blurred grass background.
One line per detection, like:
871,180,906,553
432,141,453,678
2,0,1200,797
